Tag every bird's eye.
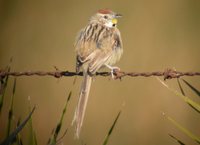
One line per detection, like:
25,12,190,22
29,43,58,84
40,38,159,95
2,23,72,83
104,15,108,19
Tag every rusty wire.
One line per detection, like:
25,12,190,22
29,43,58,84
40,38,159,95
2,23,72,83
0,69,200,80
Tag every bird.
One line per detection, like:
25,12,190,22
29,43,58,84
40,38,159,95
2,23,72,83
72,9,123,138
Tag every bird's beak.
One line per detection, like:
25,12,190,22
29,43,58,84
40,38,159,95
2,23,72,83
112,13,122,24
112,13,122,25
115,13,122,18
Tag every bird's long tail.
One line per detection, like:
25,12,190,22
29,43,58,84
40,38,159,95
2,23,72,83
72,72,92,138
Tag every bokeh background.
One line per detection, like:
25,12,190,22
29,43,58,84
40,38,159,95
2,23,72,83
0,0,200,145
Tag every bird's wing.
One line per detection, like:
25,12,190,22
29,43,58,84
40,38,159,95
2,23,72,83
87,29,122,74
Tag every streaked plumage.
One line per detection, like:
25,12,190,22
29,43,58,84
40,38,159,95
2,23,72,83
72,9,123,138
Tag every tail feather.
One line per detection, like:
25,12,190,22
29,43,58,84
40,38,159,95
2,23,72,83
72,73,92,138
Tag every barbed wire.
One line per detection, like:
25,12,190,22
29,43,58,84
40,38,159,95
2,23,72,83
0,69,200,80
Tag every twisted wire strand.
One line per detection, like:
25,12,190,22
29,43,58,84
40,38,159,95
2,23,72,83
0,69,200,80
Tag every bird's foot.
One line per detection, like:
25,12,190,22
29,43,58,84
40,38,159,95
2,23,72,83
105,64,120,79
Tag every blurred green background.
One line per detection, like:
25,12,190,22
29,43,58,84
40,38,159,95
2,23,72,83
0,0,200,144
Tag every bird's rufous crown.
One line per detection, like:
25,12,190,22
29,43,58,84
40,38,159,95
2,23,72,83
97,9,113,14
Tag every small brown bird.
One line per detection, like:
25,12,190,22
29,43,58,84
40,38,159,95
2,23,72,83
72,9,123,138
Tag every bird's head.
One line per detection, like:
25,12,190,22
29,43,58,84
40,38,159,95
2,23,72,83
90,9,122,28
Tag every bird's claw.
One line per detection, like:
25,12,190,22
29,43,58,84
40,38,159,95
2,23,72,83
105,64,120,79
110,67,120,79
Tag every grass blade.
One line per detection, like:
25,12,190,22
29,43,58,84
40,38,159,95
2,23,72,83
157,78,200,113
177,78,185,96
169,134,186,145
0,57,12,113
48,91,72,145
182,79,200,97
28,97,37,145
167,115,200,144
6,78,17,137
0,106,36,145
103,111,121,145
176,79,200,113
0,68,10,113
16,118,24,145
56,129,68,144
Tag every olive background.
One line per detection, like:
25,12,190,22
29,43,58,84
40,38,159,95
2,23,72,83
0,0,200,145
